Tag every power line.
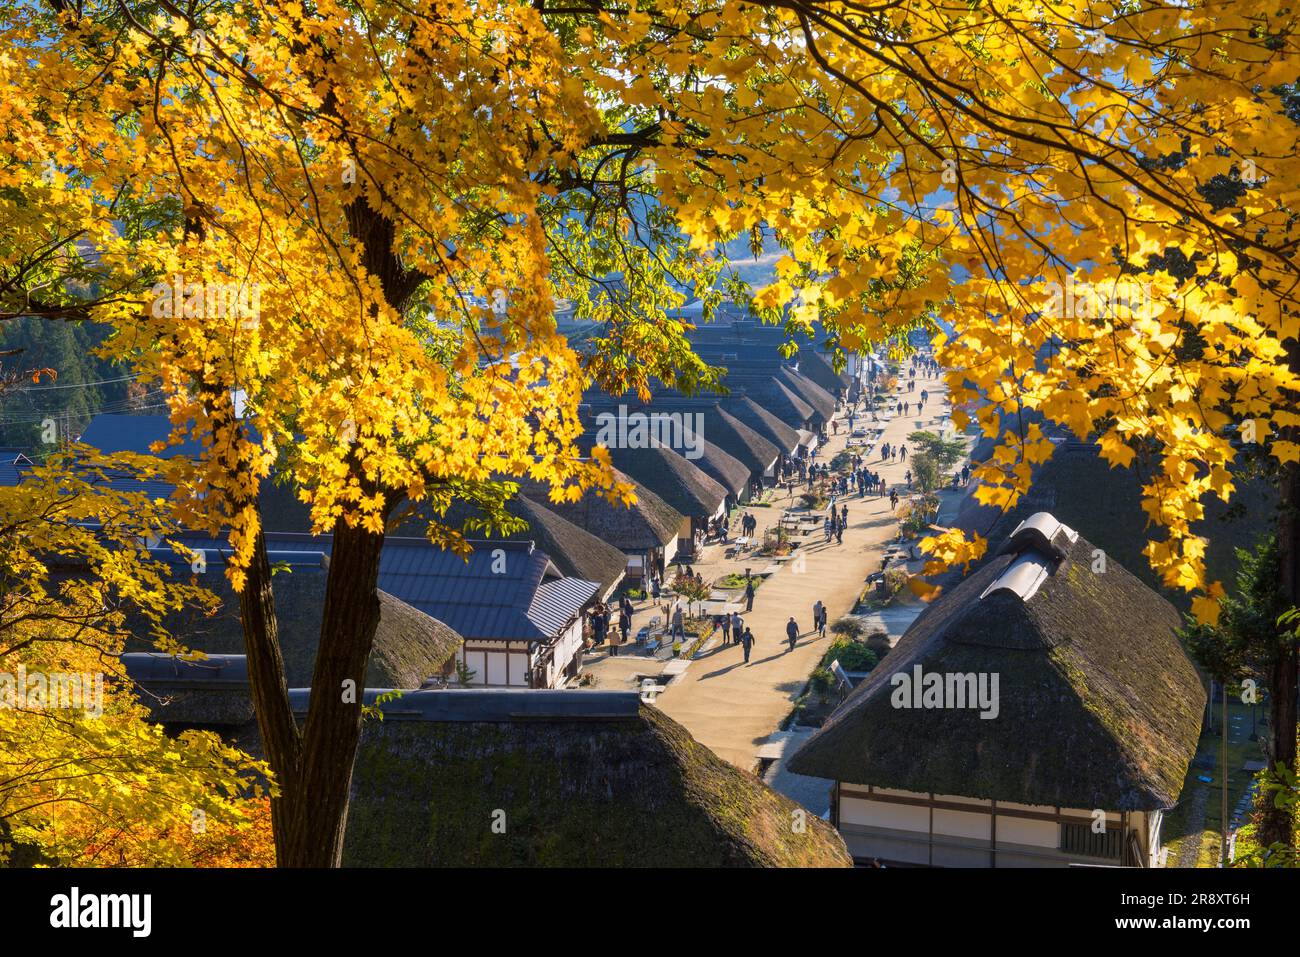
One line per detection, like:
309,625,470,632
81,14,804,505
0,391,168,423
10,373,141,392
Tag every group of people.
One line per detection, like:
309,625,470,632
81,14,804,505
588,593,638,654
823,503,850,545
912,355,939,377
737,511,760,537
714,609,757,662
879,441,907,463
802,461,834,490
717,595,832,664
783,599,829,653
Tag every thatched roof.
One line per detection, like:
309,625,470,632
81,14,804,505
795,349,853,394
586,394,781,481
516,470,684,552
693,439,751,498
789,515,1205,811
702,404,781,478
722,395,802,454
728,376,816,428
137,548,463,689
952,436,1275,612
503,496,628,597
777,366,837,422
603,444,728,520
336,689,852,867
577,398,755,498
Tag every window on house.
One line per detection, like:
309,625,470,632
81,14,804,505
1060,822,1124,860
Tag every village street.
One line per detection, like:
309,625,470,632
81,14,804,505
585,360,977,772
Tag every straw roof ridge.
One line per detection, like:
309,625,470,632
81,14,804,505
788,530,1205,810
721,395,802,453
514,469,684,551
602,443,729,519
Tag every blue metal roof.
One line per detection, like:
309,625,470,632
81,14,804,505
528,576,599,636
168,533,596,643
0,449,33,487
80,414,205,457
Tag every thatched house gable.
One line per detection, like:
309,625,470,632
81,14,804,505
794,350,853,395
496,496,629,599
692,439,751,498
950,435,1275,611
725,375,816,429
515,470,684,553
789,514,1205,811
776,366,837,422
721,395,803,454
581,391,781,483
601,444,729,522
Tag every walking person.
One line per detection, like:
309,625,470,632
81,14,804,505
744,576,755,612
740,627,755,664
785,616,799,653
721,611,733,646
671,602,685,642
889,488,899,509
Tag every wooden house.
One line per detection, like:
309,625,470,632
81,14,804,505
788,512,1206,867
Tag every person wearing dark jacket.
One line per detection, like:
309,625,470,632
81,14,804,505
744,577,755,611
785,617,799,652
740,627,755,663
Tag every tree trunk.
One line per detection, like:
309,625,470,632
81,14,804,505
280,516,388,867
225,194,418,865
236,526,302,859
198,387,304,861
